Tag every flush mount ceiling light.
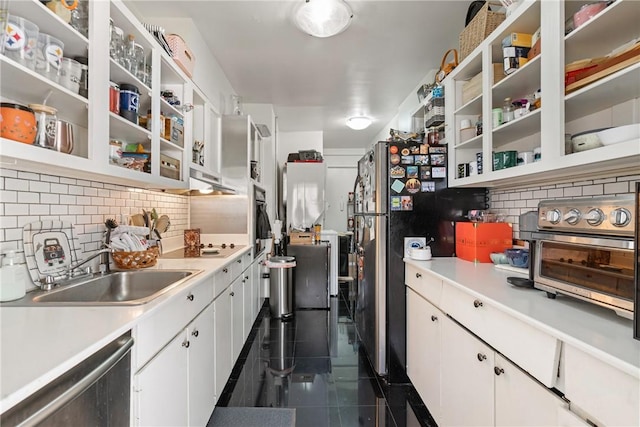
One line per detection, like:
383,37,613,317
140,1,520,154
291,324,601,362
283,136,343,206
346,116,372,130
294,0,353,38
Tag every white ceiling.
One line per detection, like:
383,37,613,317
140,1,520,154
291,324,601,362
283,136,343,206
127,1,470,149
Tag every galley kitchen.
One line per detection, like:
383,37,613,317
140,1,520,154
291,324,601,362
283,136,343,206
1,0,639,426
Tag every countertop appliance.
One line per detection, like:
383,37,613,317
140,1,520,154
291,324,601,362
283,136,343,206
533,195,635,319
162,243,246,259
354,141,487,381
287,243,330,309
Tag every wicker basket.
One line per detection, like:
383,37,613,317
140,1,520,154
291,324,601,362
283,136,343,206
459,2,506,60
112,246,160,269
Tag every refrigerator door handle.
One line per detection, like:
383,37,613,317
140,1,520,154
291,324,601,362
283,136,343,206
354,212,387,217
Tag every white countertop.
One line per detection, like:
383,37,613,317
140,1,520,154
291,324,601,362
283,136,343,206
0,247,251,414
405,258,640,379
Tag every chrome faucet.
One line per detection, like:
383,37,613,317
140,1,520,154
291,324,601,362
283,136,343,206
67,248,113,277
38,248,113,291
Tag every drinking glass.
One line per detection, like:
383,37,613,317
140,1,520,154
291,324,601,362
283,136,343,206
35,33,64,83
109,20,124,64
4,15,40,70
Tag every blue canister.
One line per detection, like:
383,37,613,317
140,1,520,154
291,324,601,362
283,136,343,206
119,83,139,124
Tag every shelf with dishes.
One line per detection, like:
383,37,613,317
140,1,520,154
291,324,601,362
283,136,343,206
7,0,89,57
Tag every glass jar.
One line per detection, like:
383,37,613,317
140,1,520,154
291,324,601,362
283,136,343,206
28,103,58,149
502,97,515,123
109,19,124,64
109,82,120,114
475,115,483,136
124,34,136,73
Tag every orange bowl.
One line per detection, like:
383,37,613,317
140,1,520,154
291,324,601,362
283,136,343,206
0,103,37,144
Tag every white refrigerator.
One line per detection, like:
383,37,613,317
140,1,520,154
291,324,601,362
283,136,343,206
285,162,326,231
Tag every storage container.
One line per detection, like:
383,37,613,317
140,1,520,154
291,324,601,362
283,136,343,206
455,222,513,263
459,2,506,60
166,34,195,78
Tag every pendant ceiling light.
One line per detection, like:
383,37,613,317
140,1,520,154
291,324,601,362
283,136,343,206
294,0,353,38
346,116,372,130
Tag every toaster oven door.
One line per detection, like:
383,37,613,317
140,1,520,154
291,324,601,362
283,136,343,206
533,234,634,317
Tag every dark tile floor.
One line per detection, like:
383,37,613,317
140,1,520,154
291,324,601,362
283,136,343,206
214,284,436,427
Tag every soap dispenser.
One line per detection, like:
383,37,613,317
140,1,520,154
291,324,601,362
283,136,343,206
0,251,28,302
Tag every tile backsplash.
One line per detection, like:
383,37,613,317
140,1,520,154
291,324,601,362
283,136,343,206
488,172,639,239
0,169,189,264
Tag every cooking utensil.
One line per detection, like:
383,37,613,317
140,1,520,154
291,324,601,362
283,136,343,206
130,213,145,227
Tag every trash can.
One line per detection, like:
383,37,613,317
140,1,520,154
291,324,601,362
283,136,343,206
266,256,296,319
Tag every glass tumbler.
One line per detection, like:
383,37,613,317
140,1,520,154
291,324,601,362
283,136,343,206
3,15,40,70
69,0,89,38
132,43,145,81
109,20,124,64
35,33,64,83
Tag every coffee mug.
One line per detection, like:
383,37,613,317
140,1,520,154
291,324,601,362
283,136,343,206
502,150,518,168
52,120,74,153
517,151,534,165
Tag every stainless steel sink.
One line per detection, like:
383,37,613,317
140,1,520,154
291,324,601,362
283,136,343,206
3,269,201,306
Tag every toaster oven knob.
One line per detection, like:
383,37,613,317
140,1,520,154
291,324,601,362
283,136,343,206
584,208,604,226
545,209,561,224
563,209,581,225
610,208,631,227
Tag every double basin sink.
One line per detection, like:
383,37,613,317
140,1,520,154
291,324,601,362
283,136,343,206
3,269,201,306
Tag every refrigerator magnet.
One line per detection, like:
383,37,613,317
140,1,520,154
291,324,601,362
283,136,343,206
414,155,429,165
429,145,447,154
400,147,410,156
432,167,447,178
390,196,402,211
391,179,405,194
390,154,401,165
401,155,414,165
390,145,399,154
430,154,446,166
401,196,413,211
390,165,405,178
420,166,431,179
406,166,418,179
406,178,420,194
421,181,436,192
410,145,420,154
419,144,429,154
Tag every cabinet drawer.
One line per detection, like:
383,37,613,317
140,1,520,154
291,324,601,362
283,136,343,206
405,264,443,305
134,276,214,370
563,343,639,427
441,282,560,387
214,264,234,297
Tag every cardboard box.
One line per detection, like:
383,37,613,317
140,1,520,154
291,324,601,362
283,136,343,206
502,32,533,48
289,232,314,245
527,38,541,60
503,46,530,75
461,64,505,105
455,222,513,263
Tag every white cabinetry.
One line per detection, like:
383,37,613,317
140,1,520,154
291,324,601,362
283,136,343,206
213,285,232,398
230,275,244,361
189,85,222,181
133,275,214,425
220,115,262,193
445,0,639,187
0,0,197,189
406,288,442,422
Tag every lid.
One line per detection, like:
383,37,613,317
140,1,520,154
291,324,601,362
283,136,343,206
110,81,120,89
1,103,34,114
269,256,295,263
28,104,57,114
119,83,139,92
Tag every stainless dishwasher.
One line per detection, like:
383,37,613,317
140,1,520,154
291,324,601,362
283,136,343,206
1,332,133,426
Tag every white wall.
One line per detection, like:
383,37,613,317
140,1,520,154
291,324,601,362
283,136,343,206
322,149,365,232
277,131,323,169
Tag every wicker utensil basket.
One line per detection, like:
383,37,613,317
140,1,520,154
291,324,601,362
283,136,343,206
459,2,506,60
112,246,160,269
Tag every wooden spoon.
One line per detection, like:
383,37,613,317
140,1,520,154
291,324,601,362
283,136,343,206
130,213,145,227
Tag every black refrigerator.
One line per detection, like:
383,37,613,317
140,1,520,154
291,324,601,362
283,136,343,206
354,141,486,382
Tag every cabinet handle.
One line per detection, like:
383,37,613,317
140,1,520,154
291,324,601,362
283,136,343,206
230,291,235,297
245,275,249,280
477,353,487,362
192,329,199,338
416,273,422,278
237,259,242,263
431,315,438,322
494,367,504,376
223,268,228,273
182,340,190,348
187,293,194,301
473,299,483,308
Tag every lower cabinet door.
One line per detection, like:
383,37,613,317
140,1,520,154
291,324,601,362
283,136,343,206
407,288,442,422
440,316,494,427
494,353,564,426
135,330,189,426
242,272,252,340
231,277,244,360
188,303,216,426
214,290,233,398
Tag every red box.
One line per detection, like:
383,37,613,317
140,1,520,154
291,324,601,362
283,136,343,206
455,222,513,263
